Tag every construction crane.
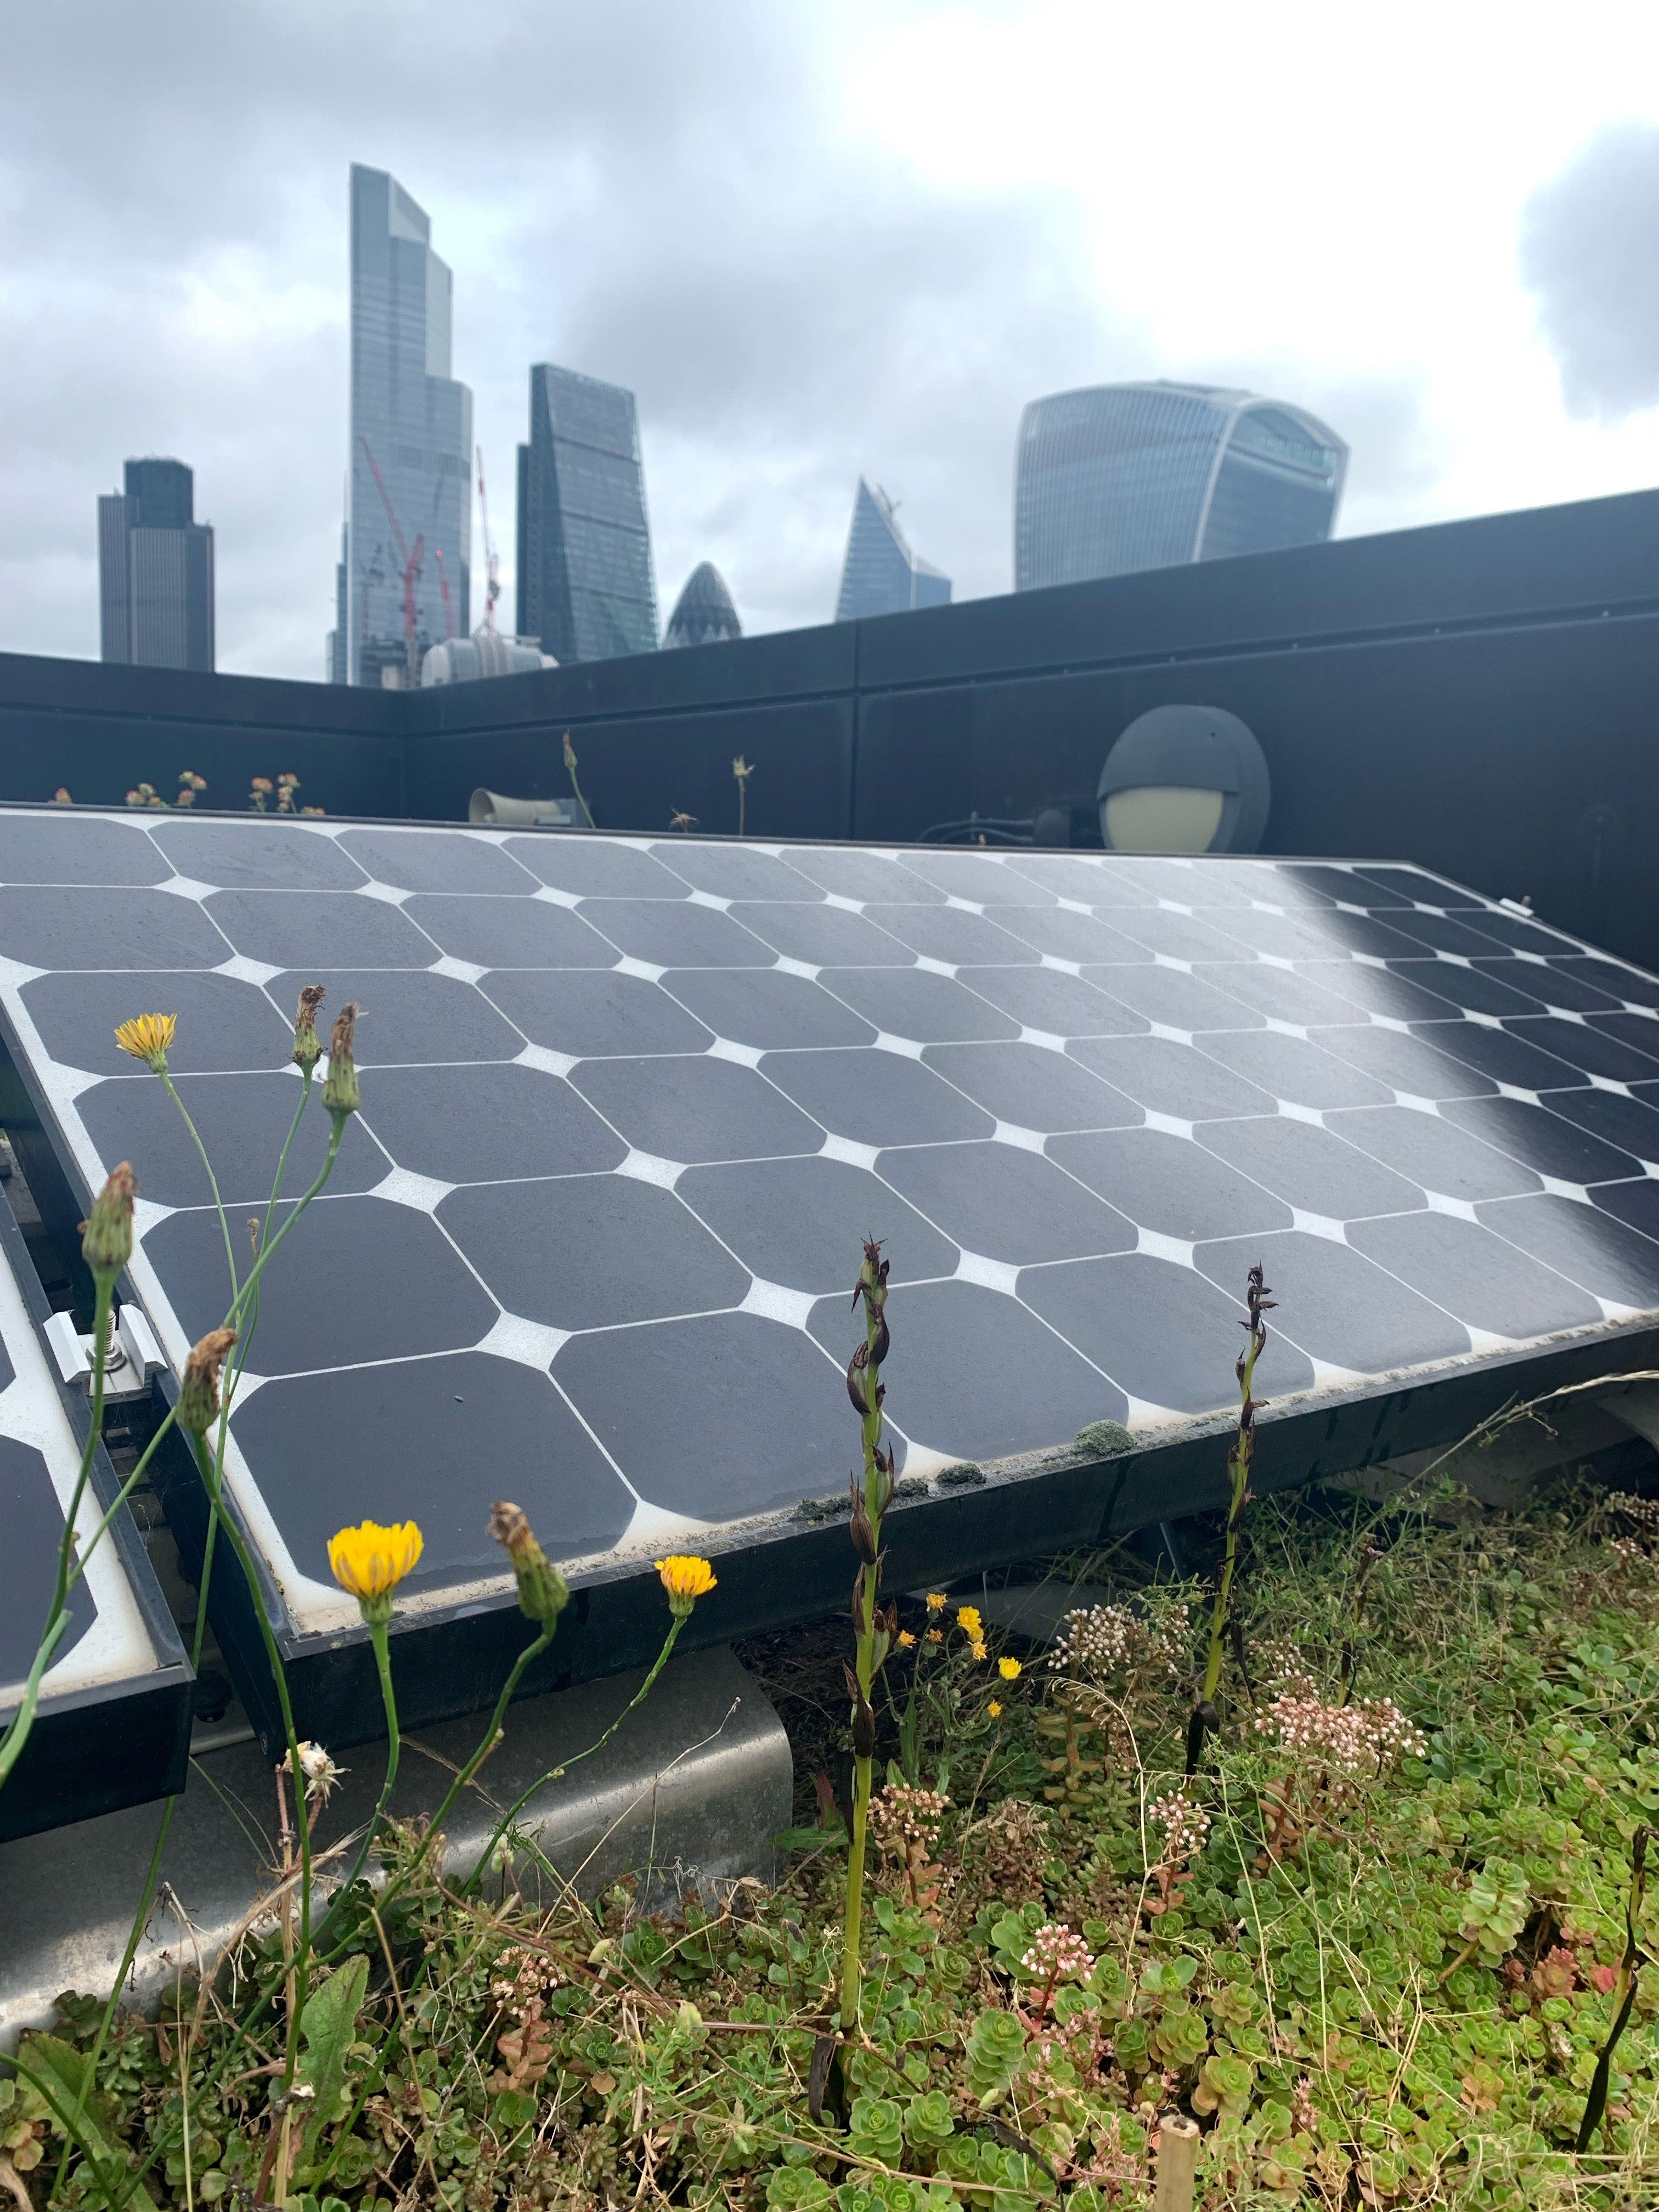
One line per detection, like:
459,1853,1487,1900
476,445,501,631
358,436,425,684
432,549,458,639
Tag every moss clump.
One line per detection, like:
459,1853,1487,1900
1076,1418,1137,1458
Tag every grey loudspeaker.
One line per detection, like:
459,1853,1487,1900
468,789,577,827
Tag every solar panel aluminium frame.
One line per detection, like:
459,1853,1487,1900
0,807,1657,1759
0,1176,192,1840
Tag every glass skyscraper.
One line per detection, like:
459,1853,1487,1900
344,165,471,686
663,561,741,650
98,457,215,671
1014,382,1347,591
516,364,658,663
833,478,951,620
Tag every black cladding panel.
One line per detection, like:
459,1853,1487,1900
3,806,1658,1733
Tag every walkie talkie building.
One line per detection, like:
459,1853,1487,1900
1014,382,1347,591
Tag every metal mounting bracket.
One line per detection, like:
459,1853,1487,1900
43,1304,167,1403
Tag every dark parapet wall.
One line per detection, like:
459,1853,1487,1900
401,619,857,839
0,653,405,821
3,485,1658,965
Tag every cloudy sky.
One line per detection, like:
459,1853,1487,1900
4,1,1658,681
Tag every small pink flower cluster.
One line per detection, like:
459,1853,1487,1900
1049,1603,1135,1675
869,1781,950,1852
1256,1638,1321,1700
489,1942,562,2018
1607,1492,1659,1561
1049,1601,1188,1683
1255,1691,1426,1774
1149,1790,1211,1866
1019,1921,1097,1983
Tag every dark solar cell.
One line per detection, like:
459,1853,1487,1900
877,1139,1135,1266
401,895,617,969
21,970,291,1076
206,888,435,969
338,830,539,894
1196,1231,1471,1371
676,1155,958,1291
1019,1252,1314,1414
1067,1034,1274,1122
664,968,876,1051
1047,1126,1294,1241
817,968,1024,1043
153,820,369,890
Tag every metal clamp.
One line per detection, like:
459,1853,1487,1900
43,1304,167,1402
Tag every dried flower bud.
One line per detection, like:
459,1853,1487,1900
293,983,326,1071
489,1500,570,1626
843,1664,877,1760
848,1472,879,1564
868,1307,890,1368
847,1343,871,1418
179,1328,238,1434
81,1162,137,1278
322,1002,361,1116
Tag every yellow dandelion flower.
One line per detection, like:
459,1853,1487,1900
956,1604,984,1640
971,1640,989,1662
657,1554,717,1617
998,1656,1023,1681
988,1700,1003,1719
896,1629,917,1649
328,1519,424,1625
926,1628,944,1645
926,1592,946,1612
114,1012,177,1074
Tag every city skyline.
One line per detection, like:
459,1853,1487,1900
5,6,1659,680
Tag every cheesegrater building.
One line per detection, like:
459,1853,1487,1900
516,364,658,664
1014,382,1347,591
834,478,951,620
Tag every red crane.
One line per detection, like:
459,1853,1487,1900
476,445,501,631
358,435,425,682
433,549,458,638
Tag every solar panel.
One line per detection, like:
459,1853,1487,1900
0,1167,191,1839
2,806,1657,1752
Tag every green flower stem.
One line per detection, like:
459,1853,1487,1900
460,1612,688,1900
0,1273,114,1797
160,1073,239,1302
229,1070,314,1396
223,1115,343,1333
188,1430,314,2096
1201,1310,1265,1709
315,1612,404,1942
840,1286,885,2035
75,1470,227,2137
341,1620,556,1942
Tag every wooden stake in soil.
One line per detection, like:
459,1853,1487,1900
1152,2112,1200,2212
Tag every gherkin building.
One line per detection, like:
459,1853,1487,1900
663,561,742,650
